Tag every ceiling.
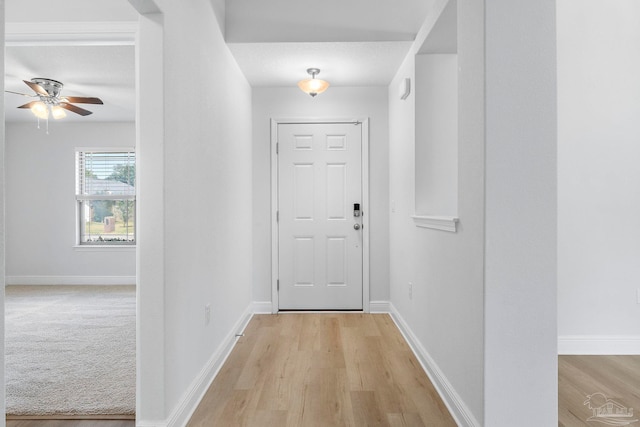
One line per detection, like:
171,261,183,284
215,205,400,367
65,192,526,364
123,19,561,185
4,0,431,122
226,0,431,87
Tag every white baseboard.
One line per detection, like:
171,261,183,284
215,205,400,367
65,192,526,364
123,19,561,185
253,301,274,313
558,335,640,355
161,303,254,427
389,303,481,427
369,300,391,313
251,300,390,314
5,275,136,285
136,420,166,427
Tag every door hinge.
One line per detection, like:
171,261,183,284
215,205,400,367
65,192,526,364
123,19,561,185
276,210,279,222
276,142,279,154
277,279,280,291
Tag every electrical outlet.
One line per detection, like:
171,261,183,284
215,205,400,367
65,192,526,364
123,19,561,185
408,282,413,300
205,304,211,325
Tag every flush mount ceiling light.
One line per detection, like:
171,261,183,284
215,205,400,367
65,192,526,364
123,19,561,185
297,68,330,97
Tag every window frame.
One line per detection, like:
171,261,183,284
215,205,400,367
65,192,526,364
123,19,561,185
75,147,136,247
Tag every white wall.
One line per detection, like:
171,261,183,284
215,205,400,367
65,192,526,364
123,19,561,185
5,122,136,283
388,0,484,423
557,0,640,354
1,1,6,423
252,87,390,305
484,1,557,425
389,0,557,425
136,0,253,423
414,54,458,216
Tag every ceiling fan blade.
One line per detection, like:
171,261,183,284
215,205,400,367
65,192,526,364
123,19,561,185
17,101,39,109
23,80,49,96
5,90,37,98
60,103,93,116
62,96,103,105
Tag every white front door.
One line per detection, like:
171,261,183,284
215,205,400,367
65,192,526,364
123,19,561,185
277,122,363,310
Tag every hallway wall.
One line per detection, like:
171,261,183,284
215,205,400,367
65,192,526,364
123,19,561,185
251,87,390,306
387,1,484,422
1,3,6,423
388,0,557,425
557,0,640,353
136,0,253,422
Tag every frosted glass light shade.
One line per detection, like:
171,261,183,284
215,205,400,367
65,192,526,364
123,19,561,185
51,105,67,119
30,102,49,120
297,78,330,97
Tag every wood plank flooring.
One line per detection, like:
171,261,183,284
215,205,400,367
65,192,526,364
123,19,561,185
187,313,456,427
559,355,640,427
10,316,638,427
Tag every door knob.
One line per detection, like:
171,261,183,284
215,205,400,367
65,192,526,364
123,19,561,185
353,223,361,230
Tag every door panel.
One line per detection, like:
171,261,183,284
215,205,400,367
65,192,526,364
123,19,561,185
278,122,363,310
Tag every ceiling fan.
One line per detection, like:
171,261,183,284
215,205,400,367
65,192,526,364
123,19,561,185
6,77,103,119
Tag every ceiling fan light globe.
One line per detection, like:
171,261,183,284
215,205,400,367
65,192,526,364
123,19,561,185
30,101,49,120
51,105,67,120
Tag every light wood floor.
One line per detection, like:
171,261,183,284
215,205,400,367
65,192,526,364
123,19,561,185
188,313,456,427
559,355,640,427
9,317,638,427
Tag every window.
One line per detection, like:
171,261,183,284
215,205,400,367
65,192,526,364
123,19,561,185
76,149,136,245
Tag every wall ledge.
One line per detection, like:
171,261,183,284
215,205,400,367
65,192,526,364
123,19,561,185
412,215,459,232
73,245,136,252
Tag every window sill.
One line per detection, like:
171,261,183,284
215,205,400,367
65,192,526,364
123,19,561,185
412,215,458,232
73,245,136,252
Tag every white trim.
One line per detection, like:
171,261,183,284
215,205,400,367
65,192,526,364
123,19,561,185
253,301,273,314
361,119,371,313
412,215,459,232
75,146,136,153
5,21,137,46
136,420,167,427
389,303,481,427
271,119,279,314
558,335,640,355
270,118,371,313
73,245,136,252
5,275,136,286
369,301,391,313
163,304,254,427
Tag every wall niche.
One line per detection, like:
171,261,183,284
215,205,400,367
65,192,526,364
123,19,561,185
412,0,459,232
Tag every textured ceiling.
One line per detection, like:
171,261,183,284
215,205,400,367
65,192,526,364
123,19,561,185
5,45,135,123
225,0,431,87
225,0,432,43
228,41,413,87
4,0,432,123
4,0,137,123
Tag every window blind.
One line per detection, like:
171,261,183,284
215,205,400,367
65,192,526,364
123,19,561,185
76,151,136,199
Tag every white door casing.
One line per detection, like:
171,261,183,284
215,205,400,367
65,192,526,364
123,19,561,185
271,119,370,311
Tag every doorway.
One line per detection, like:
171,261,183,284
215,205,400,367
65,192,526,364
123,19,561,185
271,119,370,311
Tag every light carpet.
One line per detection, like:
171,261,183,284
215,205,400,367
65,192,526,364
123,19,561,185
5,285,136,416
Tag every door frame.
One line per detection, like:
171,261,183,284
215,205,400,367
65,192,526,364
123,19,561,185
270,117,370,313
